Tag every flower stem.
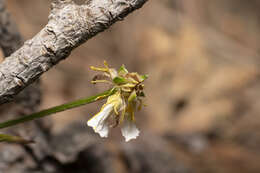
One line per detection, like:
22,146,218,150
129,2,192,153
0,89,115,129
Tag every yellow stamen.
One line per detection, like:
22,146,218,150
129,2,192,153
119,107,126,124
121,88,132,92
119,83,136,88
90,66,109,72
91,80,112,84
104,60,109,68
113,102,119,115
127,78,139,84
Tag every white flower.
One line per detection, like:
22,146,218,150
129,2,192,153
87,91,140,142
88,61,148,142
87,91,124,138
87,103,113,138
121,115,140,142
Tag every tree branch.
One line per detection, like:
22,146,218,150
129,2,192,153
0,0,148,105
0,0,41,111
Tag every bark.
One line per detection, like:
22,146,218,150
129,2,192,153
0,0,41,112
0,0,148,105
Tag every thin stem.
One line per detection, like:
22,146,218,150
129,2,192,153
0,89,115,129
0,134,34,144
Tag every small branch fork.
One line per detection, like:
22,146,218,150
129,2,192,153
0,0,148,105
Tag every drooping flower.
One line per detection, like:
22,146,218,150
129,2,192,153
87,91,125,137
87,103,114,138
87,61,148,142
121,113,140,142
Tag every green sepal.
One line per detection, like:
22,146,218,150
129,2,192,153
140,74,148,82
128,90,137,103
0,134,34,144
113,76,127,84
118,64,128,75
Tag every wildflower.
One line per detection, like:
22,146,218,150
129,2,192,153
87,61,147,142
87,91,124,137
121,113,140,142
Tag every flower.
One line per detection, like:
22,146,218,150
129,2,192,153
87,91,124,138
87,103,113,138
121,113,140,142
87,61,147,142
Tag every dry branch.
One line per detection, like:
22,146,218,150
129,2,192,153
0,0,148,105
0,0,41,111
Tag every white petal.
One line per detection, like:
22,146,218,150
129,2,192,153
87,104,113,138
109,68,118,79
95,122,109,138
121,120,140,142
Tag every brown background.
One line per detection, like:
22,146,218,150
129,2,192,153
1,0,260,172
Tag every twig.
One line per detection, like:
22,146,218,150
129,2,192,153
0,0,42,112
0,0,148,105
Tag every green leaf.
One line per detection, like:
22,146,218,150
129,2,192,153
113,76,127,84
0,134,34,144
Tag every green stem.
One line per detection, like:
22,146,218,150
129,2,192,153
0,89,115,129
0,134,34,144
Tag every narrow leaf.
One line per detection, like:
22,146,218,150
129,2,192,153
0,134,34,144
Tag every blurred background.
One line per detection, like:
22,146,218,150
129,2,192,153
1,0,260,172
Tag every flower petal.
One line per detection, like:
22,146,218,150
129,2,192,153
87,104,113,137
109,68,118,79
95,122,109,138
121,119,140,142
